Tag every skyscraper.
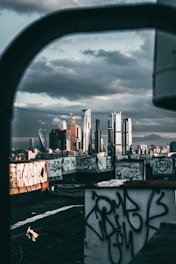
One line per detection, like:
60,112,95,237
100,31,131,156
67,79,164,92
113,111,122,156
108,111,122,156
49,128,70,151
81,109,91,154
38,128,47,152
122,118,132,155
70,113,81,151
95,119,101,153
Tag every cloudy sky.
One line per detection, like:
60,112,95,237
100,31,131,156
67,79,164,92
1,0,176,148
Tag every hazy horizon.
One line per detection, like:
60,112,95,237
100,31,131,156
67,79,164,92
11,132,176,150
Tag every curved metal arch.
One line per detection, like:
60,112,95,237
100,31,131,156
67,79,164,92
0,3,176,262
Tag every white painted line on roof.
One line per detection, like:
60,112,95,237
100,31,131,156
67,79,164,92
10,204,84,230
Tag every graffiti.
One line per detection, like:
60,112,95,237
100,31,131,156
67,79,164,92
9,161,47,188
78,157,97,170
85,189,169,264
152,158,173,175
115,162,144,180
47,158,62,180
51,160,61,173
77,156,113,171
61,157,76,172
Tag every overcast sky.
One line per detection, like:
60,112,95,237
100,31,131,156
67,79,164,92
1,0,176,148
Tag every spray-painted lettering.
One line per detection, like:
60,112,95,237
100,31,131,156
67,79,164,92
85,189,169,264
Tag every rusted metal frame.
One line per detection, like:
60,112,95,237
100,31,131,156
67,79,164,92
0,3,176,262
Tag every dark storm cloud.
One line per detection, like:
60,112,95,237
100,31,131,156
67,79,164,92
18,57,130,99
12,108,47,138
14,27,176,141
0,0,45,13
83,49,134,65
19,59,115,99
3,0,175,146
19,40,153,101
12,105,80,138
83,46,153,89
133,118,176,133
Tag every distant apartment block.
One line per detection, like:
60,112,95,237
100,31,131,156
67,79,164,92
137,144,148,155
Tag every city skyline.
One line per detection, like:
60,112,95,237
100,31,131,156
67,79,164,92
11,108,176,150
1,0,176,147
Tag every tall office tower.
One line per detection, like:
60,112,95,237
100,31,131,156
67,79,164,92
81,109,91,154
95,119,101,153
70,113,76,151
101,137,106,152
49,128,71,151
108,119,113,156
70,113,81,151
38,128,47,152
109,111,122,156
122,118,132,155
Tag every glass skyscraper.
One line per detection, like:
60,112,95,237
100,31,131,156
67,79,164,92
81,109,91,154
